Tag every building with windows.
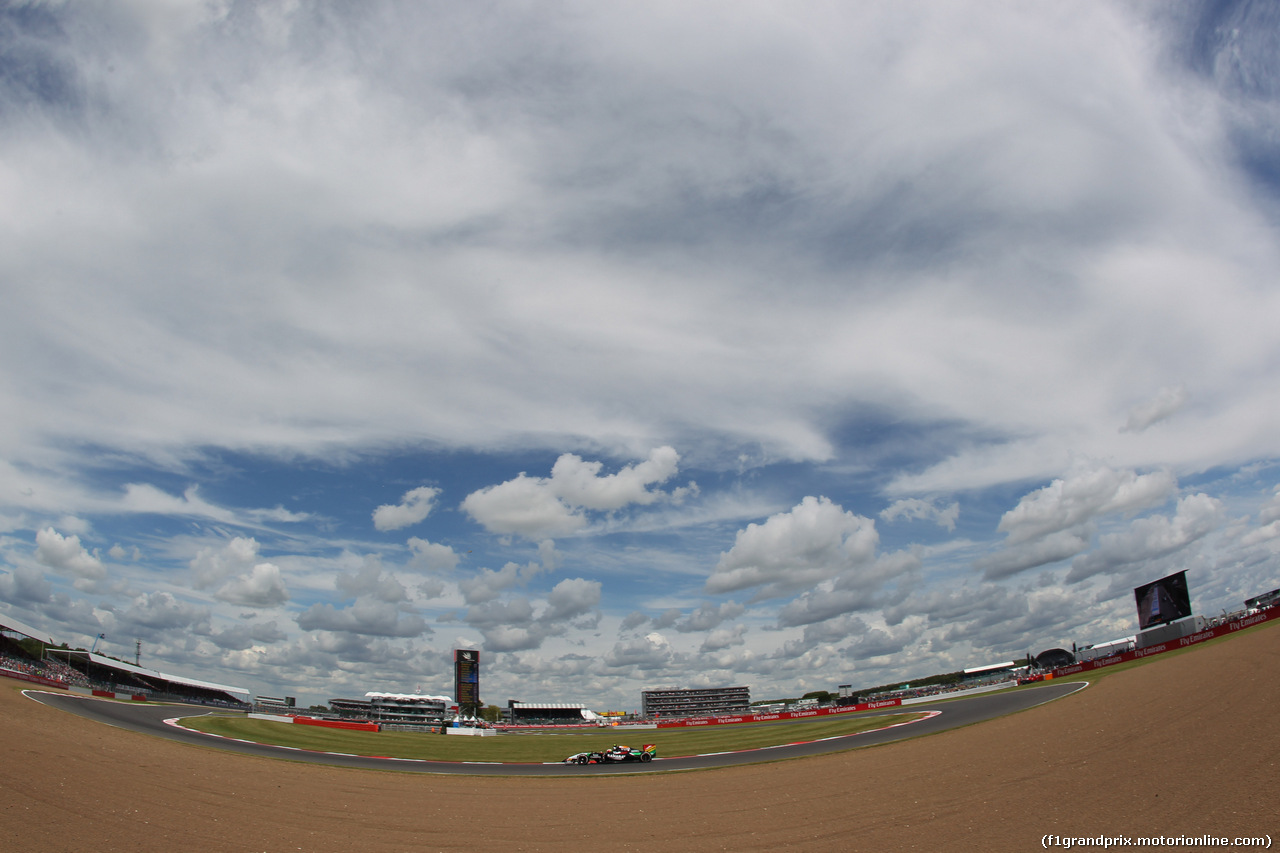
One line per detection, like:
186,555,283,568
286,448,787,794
640,685,750,719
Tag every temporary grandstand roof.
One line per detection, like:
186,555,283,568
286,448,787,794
51,649,250,699
510,701,598,721
365,692,454,703
963,661,1018,675
0,612,56,645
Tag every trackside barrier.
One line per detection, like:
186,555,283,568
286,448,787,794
0,668,68,689
248,713,297,724
293,716,380,732
84,688,149,701
654,698,902,729
1048,606,1279,680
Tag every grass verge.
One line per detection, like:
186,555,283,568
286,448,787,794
179,710,924,763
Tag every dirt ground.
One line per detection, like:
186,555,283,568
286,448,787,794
2,622,1277,853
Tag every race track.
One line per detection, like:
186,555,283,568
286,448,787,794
26,680,1086,776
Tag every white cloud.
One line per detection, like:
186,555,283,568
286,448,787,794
373,486,440,531
977,528,1093,581
458,561,542,605
120,484,238,524
700,624,747,653
462,448,688,540
542,577,602,622
604,631,676,671
1121,385,1189,433
190,536,261,588
34,528,106,580
295,599,427,638
215,562,288,608
674,601,744,633
706,496,878,598
123,591,210,634
407,536,460,572
335,557,409,603
776,550,921,627
1066,493,1224,583
189,536,288,606
997,463,1177,545
548,447,681,510
0,566,53,604
880,498,959,531
462,474,587,540
1257,486,1280,526
976,462,1180,579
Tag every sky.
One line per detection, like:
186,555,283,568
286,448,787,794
2,0,1279,712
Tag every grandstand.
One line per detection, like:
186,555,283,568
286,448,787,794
641,685,750,719
329,692,457,727
507,700,601,725
0,612,250,707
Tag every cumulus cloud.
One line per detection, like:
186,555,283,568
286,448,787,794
977,528,1094,581
462,474,587,540
619,611,649,631
542,577,602,622
880,498,959,531
1066,493,1224,583
977,463,1178,578
454,575,600,651
700,624,747,653
1257,486,1280,526
336,557,410,603
776,549,921,627
295,599,428,638
190,537,260,588
548,447,683,510
34,528,106,580
462,448,688,540
604,631,677,670
706,496,879,599
997,464,1177,545
294,558,425,637
190,537,290,607
674,601,745,633
373,486,440,531
458,560,543,605
0,566,53,604
407,536,460,572
123,592,211,634
215,562,288,608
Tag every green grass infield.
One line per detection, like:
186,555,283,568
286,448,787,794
178,709,925,764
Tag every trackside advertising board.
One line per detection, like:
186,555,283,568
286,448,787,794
1048,605,1278,680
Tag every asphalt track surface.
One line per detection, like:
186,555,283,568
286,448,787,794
26,681,1086,777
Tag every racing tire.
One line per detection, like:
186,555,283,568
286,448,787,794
640,753,652,762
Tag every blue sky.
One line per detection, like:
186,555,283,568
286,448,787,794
2,0,1279,711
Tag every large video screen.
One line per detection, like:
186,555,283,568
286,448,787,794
1133,571,1192,629
454,649,479,712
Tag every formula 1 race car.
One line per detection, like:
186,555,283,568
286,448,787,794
563,744,657,765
